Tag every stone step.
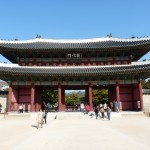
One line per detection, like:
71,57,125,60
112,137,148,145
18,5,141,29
1,111,146,120
120,111,145,117
1,112,30,119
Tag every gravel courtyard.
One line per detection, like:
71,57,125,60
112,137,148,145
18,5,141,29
0,113,150,150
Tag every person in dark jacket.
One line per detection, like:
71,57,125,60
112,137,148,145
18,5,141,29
43,109,48,124
94,106,99,119
106,106,111,120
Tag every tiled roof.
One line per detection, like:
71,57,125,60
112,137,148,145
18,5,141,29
0,63,150,80
0,37,150,50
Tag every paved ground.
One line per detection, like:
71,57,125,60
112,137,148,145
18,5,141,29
0,113,150,150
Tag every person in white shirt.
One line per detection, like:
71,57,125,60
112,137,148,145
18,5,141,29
37,109,43,129
80,103,85,112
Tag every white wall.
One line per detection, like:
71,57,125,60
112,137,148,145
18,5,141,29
143,94,150,112
0,95,7,113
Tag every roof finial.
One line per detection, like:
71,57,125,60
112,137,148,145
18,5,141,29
131,36,135,39
36,34,42,39
15,37,18,41
107,33,112,38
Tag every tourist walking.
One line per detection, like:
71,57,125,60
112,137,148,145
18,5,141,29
110,101,114,111
37,109,43,129
99,103,103,108
103,103,107,111
18,104,23,113
21,104,23,113
85,104,90,114
43,109,47,124
106,106,111,120
47,103,50,112
80,103,85,112
94,106,99,119
100,107,105,119
114,100,119,112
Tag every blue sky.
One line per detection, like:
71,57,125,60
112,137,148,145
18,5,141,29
0,0,150,63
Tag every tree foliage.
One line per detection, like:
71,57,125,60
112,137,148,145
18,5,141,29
65,91,85,106
92,89,108,106
142,80,150,89
42,89,108,107
42,90,58,105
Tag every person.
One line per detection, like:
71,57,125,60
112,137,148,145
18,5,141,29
21,104,23,113
18,104,23,113
106,106,111,120
110,101,114,111
43,109,47,124
114,100,119,112
37,109,43,129
103,103,107,111
47,103,50,112
94,106,99,119
80,103,85,112
100,107,105,119
0,103,2,113
99,103,103,109
54,103,58,111
85,104,90,114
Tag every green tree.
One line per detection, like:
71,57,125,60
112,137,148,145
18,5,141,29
92,89,108,106
42,90,58,105
142,80,150,89
65,92,80,106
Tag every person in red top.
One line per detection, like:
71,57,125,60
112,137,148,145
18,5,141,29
85,104,90,114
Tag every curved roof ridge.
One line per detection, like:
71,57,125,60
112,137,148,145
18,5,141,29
1,62,150,69
0,36,150,44
131,60,150,65
0,63,18,67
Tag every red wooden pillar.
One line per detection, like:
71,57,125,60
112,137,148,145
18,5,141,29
8,82,12,112
116,83,120,109
31,83,35,112
35,86,42,111
61,87,65,111
131,85,134,110
108,86,111,102
85,87,88,104
138,81,143,111
88,83,93,111
58,83,62,112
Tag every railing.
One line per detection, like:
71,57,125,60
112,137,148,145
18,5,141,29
65,106,79,112
143,89,150,94
0,91,8,95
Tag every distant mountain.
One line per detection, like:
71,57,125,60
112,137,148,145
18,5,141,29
66,90,85,95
